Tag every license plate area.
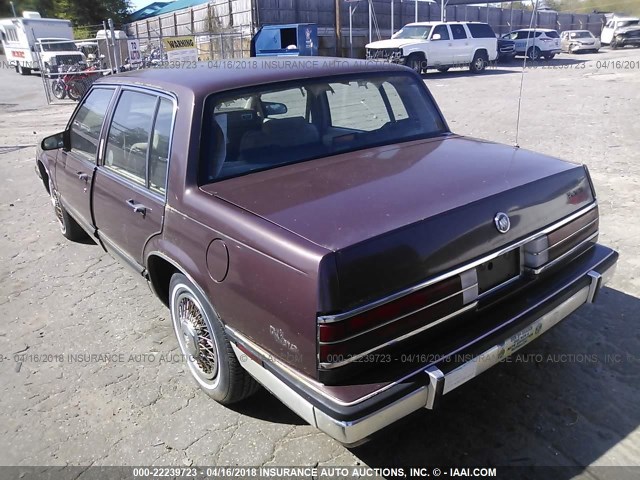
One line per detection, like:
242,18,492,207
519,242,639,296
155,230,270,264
477,249,520,294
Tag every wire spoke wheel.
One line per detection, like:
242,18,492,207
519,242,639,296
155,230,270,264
169,274,260,403
49,183,66,234
172,286,220,386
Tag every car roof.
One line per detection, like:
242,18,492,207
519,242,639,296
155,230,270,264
612,17,639,21
95,57,411,96
563,30,592,33
514,28,557,32
404,21,485,26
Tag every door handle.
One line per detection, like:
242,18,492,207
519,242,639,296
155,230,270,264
126,199,147,215
77,172,90,182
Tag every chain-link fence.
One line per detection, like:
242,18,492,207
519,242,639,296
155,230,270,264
36,29,249,105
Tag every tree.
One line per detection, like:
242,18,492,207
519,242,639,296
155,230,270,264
1,1,132,27
540,0,640,16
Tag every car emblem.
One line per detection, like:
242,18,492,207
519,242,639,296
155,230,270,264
494,212,511,234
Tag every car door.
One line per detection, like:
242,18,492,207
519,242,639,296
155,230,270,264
427,24,454,66
560,32,569,51
510,30,527,54
601,21,614,44
449,24,471,65
56,87,116,234
92,88,175,271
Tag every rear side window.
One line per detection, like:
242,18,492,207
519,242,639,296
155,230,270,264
467,23,496,38
450,24,467,40
69,88,114,160
149,98,173,194
5,27,19,42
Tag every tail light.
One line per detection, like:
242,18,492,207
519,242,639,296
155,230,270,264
524,206,598,272
318,271,478,368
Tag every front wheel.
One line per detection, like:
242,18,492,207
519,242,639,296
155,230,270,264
49,181,88,241
169,273,260,404
51,80,66,99
17,64,31,75
610,40,618,50
67,80,84,101
469,51,488,73
405,53,425,74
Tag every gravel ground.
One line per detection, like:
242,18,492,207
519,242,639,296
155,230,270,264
0,49,639,477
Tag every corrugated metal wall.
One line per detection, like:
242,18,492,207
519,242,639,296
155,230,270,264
125,1,607,59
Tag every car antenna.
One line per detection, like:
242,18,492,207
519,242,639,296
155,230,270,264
514,0,540,149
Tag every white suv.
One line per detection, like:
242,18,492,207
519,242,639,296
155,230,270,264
502,28,561,60
366,22,498,74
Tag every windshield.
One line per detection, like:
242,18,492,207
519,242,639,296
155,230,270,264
38,41,78,52
570,31,592,39
392,26,432,39
618,20,639,28
201,73,447,183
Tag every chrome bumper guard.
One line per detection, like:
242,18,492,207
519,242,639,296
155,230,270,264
231,261,616,445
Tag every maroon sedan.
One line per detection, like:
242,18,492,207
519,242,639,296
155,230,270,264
36,58,617,445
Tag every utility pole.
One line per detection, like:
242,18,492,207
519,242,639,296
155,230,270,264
335,0,342,57
391,1,394,36
369,0,372,44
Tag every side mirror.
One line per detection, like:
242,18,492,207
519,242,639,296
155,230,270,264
41,132,67,151
263,101,288,116
432,33,442,41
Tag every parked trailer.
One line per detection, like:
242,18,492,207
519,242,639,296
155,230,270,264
0,11,84,75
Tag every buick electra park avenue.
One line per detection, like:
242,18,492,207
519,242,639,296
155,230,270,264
35,58,618,445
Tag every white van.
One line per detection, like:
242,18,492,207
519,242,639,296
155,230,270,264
0,11,84,75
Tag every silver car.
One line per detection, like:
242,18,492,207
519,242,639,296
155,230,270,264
561,30,601,53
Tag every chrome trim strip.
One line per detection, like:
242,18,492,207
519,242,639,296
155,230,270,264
586,271,602,304
314,387,429,444
318,202,598,324
529,218,598,256
319,284,477,346
319,302,478,370
476,272,522,300
527,232,599,275
460,268,479,305
229,342,318,428
425,366,444,410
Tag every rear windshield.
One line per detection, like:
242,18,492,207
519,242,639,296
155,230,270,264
467,23,496,38
393,25,432,39
545,30,560,38
201,73,447,183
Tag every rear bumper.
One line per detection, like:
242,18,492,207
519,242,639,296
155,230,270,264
229,244,617,444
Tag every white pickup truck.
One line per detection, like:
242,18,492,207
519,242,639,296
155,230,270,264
366,21,498,74
0,12,85,75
